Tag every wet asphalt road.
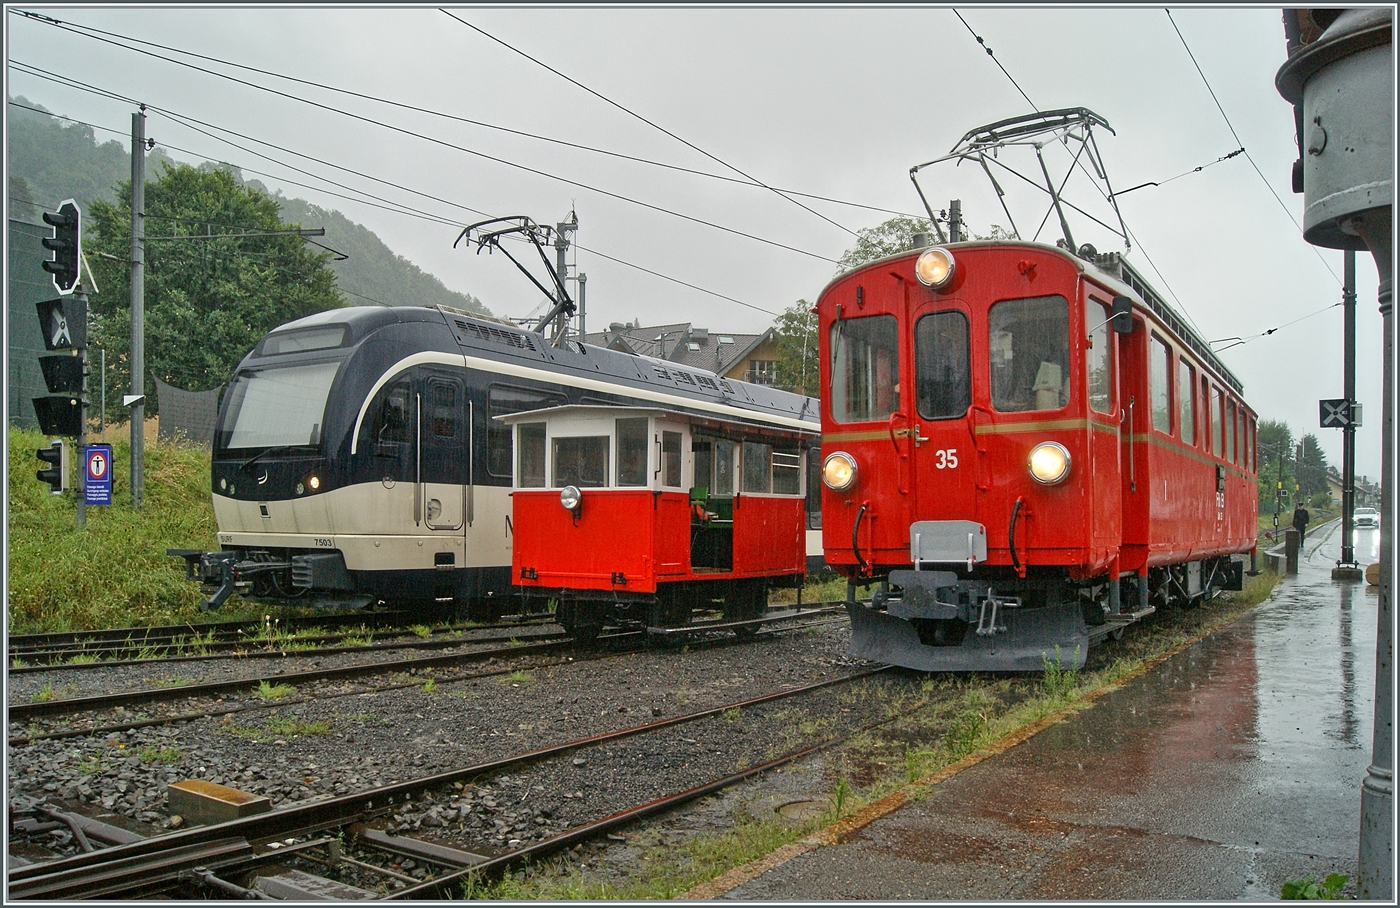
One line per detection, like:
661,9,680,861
724,520,1382,901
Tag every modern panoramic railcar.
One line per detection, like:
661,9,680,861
171,304,819,617
502,404,813,640
817,240,1258,670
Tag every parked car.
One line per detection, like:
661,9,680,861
1353,507,1380,529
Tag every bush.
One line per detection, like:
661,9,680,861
7,425,217,633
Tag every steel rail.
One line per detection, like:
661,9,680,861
7,665,886,896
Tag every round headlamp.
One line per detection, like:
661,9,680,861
822,452,858,492
308,474,321,492
560,485,582,511
1027,442,1071,485
915,246,955,289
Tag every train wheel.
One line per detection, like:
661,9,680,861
725,580,766,638
565,622,601,644
558,601,604,644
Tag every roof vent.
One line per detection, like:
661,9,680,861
692,328,709,341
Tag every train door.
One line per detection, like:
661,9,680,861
418,373,466,535
1084,294,1123,556
1116,306,1149,571
909,304,977,528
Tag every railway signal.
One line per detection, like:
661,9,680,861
41,200,81,294
36,440,69,495
33,296,89,438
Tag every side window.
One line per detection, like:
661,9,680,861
712,440,736,496
429,380,457,439
1226,400,1237,464
616,418,649,487
1150,335,1171,434
772,447,802,495
1085,298,1113,414
368,378,412,448
661,431,682,488
989,295,1069,412
742,441,773,493
517,423,545,488
830,314,900,423
1212,388,1225,457
915,310,971,419
1178,360,1196,446
488,385,565,477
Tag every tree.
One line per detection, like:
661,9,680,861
772,299,818,396
837,216,937,272
1297,433,1331,500
85,163,344,415
837,213,1015,273
1256,419,1296,516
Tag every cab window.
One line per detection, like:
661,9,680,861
830,314,899,423
517,423,546,488
616,417,648,486
915,310,970,420
553,436,609,488
661,431,682,488
989,295,1069,412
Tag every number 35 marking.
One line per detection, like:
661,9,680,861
934,449,958,469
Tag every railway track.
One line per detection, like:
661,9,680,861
7,610,556,667
7,607,844,744
8,663,896,899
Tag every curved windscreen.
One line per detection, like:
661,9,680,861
221,360,341,450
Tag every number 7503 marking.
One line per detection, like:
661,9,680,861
933,449,958,469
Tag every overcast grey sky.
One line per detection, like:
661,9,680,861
5,4,1387,477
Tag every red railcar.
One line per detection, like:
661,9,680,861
505,404,814,640
818,240,1258,670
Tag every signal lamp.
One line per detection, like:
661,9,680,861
1027,442,1071,485
915,247,955,289
822,452,858,492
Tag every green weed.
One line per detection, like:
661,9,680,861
1281,874,1348,900
254,680,295,700
409,624,433,639
422,679,437,693
1041,645,1080,700
500,670,533,686
139,745,183,764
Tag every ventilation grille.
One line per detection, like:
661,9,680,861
455,319,537,352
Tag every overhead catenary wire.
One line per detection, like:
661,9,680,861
1163,8,1341,286
440,8,860,239
8,78,780,316
951,8,1209,339
7,8,922,222
10,95,778,318
6,32,843,266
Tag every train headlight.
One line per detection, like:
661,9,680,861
219,477,227,491
914,247,955,289
294,481,306,496
308,474,321,492
1027,442,1071,485
822,452,858,491
560,485,583,514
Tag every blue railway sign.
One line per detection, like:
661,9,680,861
85,444,112,506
